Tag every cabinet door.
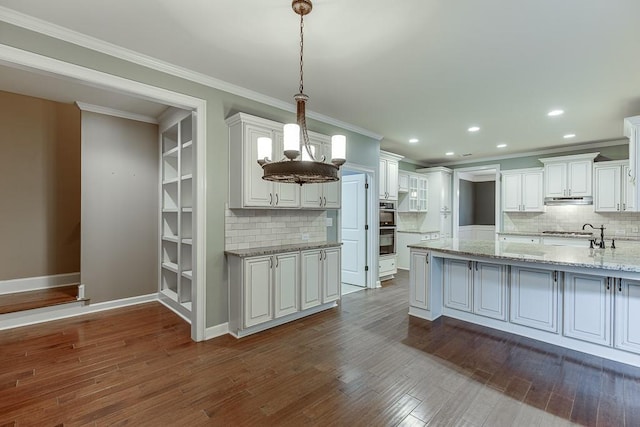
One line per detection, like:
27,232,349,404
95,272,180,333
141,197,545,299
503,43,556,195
387,160,399,201
614,279,640,355
522,171,544,211
409,176,419,211
409,251,430,310
322,248,341,303
502,173,522,212
623,165,635,211
418,178,428,211
301,250,322,309
473,262,507,321
244,124,275,207
568,160,592,197
379,159,388,199
563,273,611,346
545,163,567,197
300,137,326,208
594,166,621,212
398,173,409,193
323,181,341,209
274,253,299,318
510,267,558,332
271,131,300,208
243,256,273,327
443,259,472,312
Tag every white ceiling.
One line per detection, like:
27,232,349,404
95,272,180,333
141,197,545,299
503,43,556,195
1,0,639,165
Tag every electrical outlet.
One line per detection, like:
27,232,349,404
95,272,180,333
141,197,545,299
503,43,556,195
301,233,309,241
632,226,639,233
325,217,333,227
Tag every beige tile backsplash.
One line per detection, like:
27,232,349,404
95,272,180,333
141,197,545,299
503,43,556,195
503,205,640,238
225,206,327,250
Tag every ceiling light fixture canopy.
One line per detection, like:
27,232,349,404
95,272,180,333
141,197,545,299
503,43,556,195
257,0,346,185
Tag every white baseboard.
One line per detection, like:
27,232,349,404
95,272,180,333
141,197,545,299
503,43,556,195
0,272,80,294
0,293,157,331
205,323,229,340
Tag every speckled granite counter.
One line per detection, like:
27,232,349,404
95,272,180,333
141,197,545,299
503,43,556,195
408,238,640,273
225,241,342,258
498,231,640,242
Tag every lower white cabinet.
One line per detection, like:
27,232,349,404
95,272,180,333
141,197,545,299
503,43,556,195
563,273,611,346
410,251,430,310
510,266,558,333
379,254,397,280
443,259,507,320
228,246,341,336
614,279,640,354
301,247,341,310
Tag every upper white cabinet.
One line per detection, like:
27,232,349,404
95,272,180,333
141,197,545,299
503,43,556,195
501,168,544,212
594,160,635,212
226,112,339,209
539,152,598,198
379,151,403,201
416,167,453,238
398,174,428,212
398,172,409,193
625,116,640,211
300,133,341,209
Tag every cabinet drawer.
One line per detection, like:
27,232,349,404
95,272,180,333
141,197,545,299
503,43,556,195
379,256,397,275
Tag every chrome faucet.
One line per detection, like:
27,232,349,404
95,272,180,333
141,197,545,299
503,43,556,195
583,223,606,248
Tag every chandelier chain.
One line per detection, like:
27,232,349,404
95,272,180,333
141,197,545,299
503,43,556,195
299,13,304,94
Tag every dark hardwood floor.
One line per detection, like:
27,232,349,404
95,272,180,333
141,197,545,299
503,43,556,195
0,286,80,315
0,271,638,426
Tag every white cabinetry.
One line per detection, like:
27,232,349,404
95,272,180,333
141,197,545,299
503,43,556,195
379,151,403,201
398,172,409,193
594,161,634,212
540,153,598,198
443,259,507,320
300,134,341,209
301,247,341,309
501,168,544,212
379,254,397,280
563,273,611,346
274,252,300,318
510,267,558,332
159,111,196,319
624,116,640,211
410,251,430,310
416,167,453,237
398,174,428,212
615,279,640,354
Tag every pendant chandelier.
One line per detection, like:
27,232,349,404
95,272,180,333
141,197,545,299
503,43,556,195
257,0,346,185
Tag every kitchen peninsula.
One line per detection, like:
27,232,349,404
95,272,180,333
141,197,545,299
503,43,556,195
408,238,640,366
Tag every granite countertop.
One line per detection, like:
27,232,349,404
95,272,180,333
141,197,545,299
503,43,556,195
408,238,640,273
225,241,342,258
499,231,640,242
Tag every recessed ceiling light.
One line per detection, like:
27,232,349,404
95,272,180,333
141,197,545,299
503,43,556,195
445,152,454,156
497,143,507,148
468,126,480,132
548,109,564,117
409,138,419,143
563,133,576,139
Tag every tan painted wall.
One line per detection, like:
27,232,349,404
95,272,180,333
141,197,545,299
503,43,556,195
0,90,81,281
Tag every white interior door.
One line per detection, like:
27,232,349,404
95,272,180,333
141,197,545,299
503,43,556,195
341,174,367,286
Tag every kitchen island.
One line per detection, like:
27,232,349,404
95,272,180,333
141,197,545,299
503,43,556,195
408,239,640,366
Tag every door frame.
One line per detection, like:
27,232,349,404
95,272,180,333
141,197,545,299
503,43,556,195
0,44,207,341
452,164,501,239
339,162,378,289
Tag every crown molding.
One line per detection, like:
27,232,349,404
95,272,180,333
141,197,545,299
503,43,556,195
0,6,383,141
75,102,159,124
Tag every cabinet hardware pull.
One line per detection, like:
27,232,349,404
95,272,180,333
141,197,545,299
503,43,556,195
606,277,610,290
569,189,571,196
275,193,279,205
269,257,273,268
617,203,620,211
475,262,478,271
319,196,323,206
323,196,327,207
618,278,622,293
275,257,279,268
468,261,472,270
426,255,429,264
623,203,626,211
270,193,273,205
553,271,557,282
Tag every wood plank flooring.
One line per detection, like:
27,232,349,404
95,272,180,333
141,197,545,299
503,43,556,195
0,271,637,425
0,285,80,315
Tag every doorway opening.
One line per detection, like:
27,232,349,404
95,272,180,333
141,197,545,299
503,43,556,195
453,165,501,240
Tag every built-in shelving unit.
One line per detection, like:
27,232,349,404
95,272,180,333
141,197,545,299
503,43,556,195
159,111,195,320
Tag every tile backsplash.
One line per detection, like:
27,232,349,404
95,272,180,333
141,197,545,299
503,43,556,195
225,206,327,250
503,206,640,239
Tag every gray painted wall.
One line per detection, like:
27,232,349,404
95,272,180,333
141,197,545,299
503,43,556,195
459,180,495,226
81,112,158,303
459,180,474,226
1,21,380,327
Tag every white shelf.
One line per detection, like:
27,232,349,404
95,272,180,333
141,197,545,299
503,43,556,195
181,174,193,181
162,235,179,243
163,208,178,213
163,146,179,157
182,270,192,279
182,238,193,245
162,262,179,273
163,177,179,185
181,207,193,213
161,287,178,301
182,140,193,149
181,301,192,311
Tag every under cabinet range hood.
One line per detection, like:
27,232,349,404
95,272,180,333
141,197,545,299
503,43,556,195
544,196,593,206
